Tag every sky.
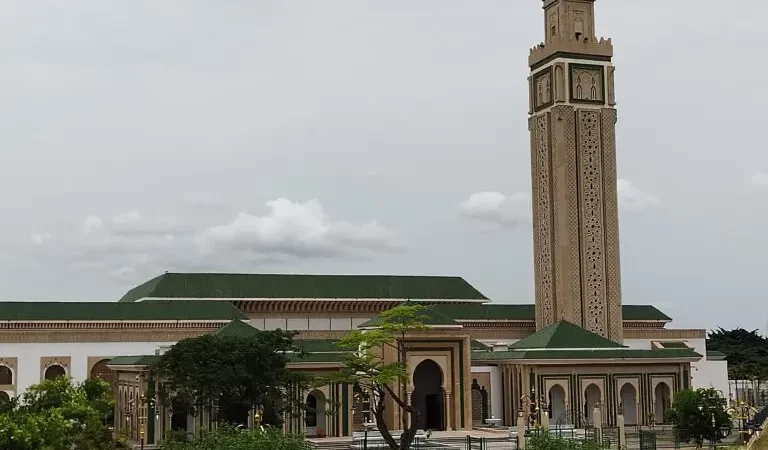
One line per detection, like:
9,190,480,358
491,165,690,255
1,0,766,333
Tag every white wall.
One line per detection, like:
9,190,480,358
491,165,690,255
0,341,174,395
471,366,502,421
624,338,729,394
692,360,728,395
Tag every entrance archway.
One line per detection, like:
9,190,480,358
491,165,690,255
584,384,602,423
412,359,445,431
620,383,638,425
0,366,12,385
305,390,327,437
654,382,671,423
549,384,567,425
44,365,66,380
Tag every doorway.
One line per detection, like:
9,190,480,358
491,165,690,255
412,359,445,431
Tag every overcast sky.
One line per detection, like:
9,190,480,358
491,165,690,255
1,1,766,333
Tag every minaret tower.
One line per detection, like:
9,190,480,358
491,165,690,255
528,0,622,342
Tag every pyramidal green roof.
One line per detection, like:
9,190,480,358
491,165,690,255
119,273,488,303
509,321,625,350
358,303,461,328
210,319,261,338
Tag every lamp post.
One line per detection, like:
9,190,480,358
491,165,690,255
727,399,756,444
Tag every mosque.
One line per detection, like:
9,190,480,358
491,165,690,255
0,0,727,445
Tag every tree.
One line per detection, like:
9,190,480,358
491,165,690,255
707,328,768,401
665,388,731,449
153,329,307,428
0,377,121,450
324,304,430,450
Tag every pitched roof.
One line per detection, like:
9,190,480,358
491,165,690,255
509,321,625,349
107,355,160,367
425,304,670,322
210,319,261,338
472,348,702,361
429,304,535,321
119,273,488,303
0,300,246,321
621,305,672,321
357,303,461,328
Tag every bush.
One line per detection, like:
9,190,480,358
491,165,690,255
159,425,307,450
528,432,605,450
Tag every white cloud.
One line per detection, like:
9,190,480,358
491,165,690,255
750,172,768,188
30,232,52,245
460,179,658,228
459,191,530,229
36,198,399,280
617,179,661,211
198,198,398,257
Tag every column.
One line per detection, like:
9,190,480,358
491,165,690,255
445,391,453,431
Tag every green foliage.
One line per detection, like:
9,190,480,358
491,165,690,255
707,328,768,381
159,424,306,450
153,329,307,426
528,432,605,450
0,377,120,450
666,388,730,448
324,304,430,450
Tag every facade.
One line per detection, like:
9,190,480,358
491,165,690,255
0,0,728,446
0,272,726,444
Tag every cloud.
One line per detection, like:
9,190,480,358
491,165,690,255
30,232,52,245
197,198,398,258
459,191,530,229
750,172,768,188
617,179,661,211
460,179,659,228
34,198,398,280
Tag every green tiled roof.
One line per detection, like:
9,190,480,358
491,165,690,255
706,350,727,361
107,355,160,367
119,273,488,302
0,300,246,321
471,340,490,351
509,321,625,350
425,304,670,322
472,348,702,361
358,303,461,328
622,305,672,321
288,353,348,363
430,304,535,321
210,319,261,338
294,339,343,353
655,341,690,349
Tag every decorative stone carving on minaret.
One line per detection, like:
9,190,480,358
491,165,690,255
528,0,623,342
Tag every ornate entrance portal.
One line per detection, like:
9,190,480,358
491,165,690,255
412,359,445,431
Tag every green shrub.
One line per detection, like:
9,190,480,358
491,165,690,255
528,432,606,450
159,425,306,450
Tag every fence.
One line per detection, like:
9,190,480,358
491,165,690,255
344,429,624,450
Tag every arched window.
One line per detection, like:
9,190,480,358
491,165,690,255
0,366,12,385
305,393,318,427
0,391,9,402
90,359,116,389
44,364,66,380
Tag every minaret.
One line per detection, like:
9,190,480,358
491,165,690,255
528,0,622,342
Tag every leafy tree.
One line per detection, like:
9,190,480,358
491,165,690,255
153,329,307,429
707,328,768,401
0,377,121,450
324,304,430,450
665,388,730,449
